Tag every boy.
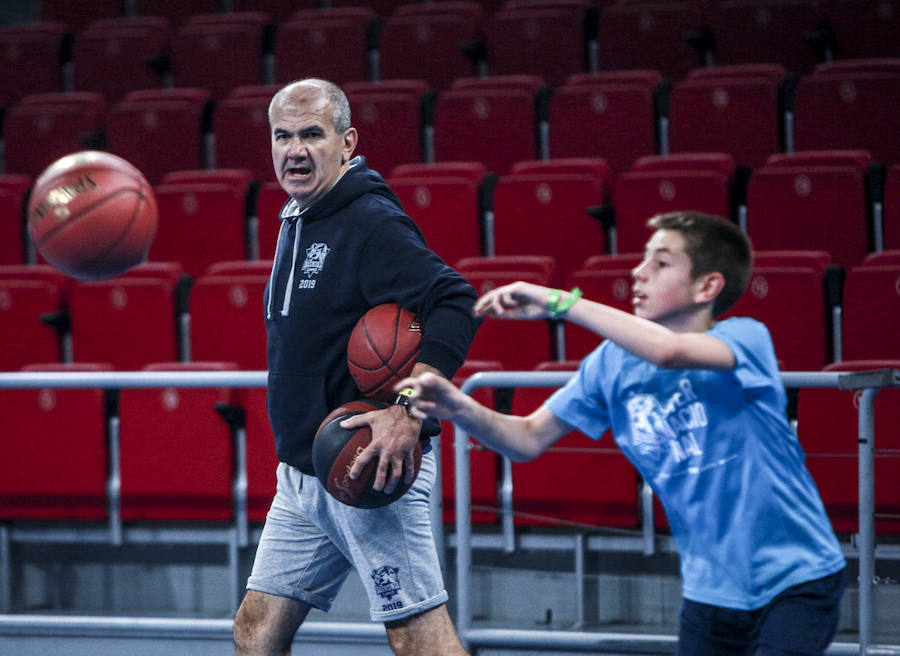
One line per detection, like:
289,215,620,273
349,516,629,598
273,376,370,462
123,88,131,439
392,212,846,655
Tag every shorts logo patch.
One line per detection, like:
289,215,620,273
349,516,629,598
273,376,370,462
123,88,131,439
371,565,402,601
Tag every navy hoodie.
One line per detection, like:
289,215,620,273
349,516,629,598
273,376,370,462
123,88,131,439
264,157,480,474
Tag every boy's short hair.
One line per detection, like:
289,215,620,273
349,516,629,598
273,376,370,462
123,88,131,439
647,212,752,316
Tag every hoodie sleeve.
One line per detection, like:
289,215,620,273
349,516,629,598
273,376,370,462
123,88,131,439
357,214,480,379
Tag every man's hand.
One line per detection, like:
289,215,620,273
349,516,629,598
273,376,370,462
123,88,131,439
340,404,421,494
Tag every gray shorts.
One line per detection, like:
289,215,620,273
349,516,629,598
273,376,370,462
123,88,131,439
247,449,449,622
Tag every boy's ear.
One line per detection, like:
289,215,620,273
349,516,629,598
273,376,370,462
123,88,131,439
694,271,726,304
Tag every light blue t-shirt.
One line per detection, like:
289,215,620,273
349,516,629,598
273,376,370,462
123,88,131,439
546,317,845,610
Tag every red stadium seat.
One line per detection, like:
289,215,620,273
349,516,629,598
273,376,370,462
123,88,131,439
3,92,107,178
170,12,269,100
345,80,433,174
483,1,597,87
793,69,900,165
133,1,222,24
433,76,549,174
71,16,172,101
613,158,734,254
0,175,31,265
841,265,900,360
492,161,611,286
562,267,636,360
861,250,900,267
67,268,186,370
118,361,240,521
463,269,556,370
797,360,900,534
0,362,112,520
274,8,377,87
455,255,557,281
548,71,662,175
707,0,824,74
510,360,640,528
0,278,65,370
745,154,871,268
723,265,830,371
151,180,250,277
107,88,212,185
441,359,504,524
596,1,706,81
388,161,489,264
41,0,124,31
669,67,787,168
243,385,279,522
212,85,280,183
823,2,900,59
205,259,273,277
0,22,67,110
379,2,484,90
254,181,289,261
189,274,268,370
579,252,644,272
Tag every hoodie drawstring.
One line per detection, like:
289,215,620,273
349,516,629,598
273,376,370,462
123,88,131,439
266,214,302,319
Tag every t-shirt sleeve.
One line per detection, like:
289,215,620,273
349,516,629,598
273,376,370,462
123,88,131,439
711,318,782,392
544,346,612,440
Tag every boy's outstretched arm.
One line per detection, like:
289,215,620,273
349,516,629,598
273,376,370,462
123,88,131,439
394,373,572,462
475,282,735,370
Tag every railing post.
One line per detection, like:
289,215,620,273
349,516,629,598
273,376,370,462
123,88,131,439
857,387,878,654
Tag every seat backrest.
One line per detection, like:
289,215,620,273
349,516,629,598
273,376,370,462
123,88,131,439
548,75,658,175
274,8,377,86
0,279,64,370
462,269,555,369
562,268,635,360
3,92,107,178
0,22,67,110
151,181,249,277
0,174,31,265
118,361,240,520
797,358,900,533
884,163,900,250
723,265,829,371
346,80,431,174
170,12,268,99
483,3,594,87
841,265,900,360
379,5,483,89
212,85,280,183
107,88,212,185
254,182,289,261
492,168,609,285
613,168,732,254
189,273,268,370
433,76,547,174
455,255,557,281
745,164,869,268
72,16,172,101
596,1,704,81
793,71,900,165
510,359,639,528
0,362,112,520
68,276,181,370
668,74,783,168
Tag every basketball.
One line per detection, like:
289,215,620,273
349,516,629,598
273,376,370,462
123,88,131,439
347,303,423,402
27,150,158,281
312,399,422,508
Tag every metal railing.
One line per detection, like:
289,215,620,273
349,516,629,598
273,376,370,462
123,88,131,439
0,367,898,655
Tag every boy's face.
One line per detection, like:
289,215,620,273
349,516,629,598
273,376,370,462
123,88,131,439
631,229,712,330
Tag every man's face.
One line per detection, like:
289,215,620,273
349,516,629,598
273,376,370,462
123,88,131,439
270,85,356,208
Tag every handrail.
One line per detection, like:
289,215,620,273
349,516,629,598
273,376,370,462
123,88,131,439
457,369,900,655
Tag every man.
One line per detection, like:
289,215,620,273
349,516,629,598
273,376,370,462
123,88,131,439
233,79,478,656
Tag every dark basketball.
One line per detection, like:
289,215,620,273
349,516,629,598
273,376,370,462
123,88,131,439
312,399,422,508
346,303,423,402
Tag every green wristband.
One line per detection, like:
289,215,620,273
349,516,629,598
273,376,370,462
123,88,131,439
548,287,582,319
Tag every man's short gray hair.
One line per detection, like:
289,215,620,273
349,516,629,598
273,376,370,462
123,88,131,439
268,78,351,133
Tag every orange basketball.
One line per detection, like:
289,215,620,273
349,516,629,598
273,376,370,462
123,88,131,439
27,151,158,281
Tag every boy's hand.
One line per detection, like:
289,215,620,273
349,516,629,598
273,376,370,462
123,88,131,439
393,373,468,422
473,282,552,319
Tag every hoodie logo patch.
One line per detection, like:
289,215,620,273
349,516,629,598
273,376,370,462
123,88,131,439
301,243,330,281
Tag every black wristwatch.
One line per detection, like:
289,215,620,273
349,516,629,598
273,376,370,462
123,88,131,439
394,387,414,416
